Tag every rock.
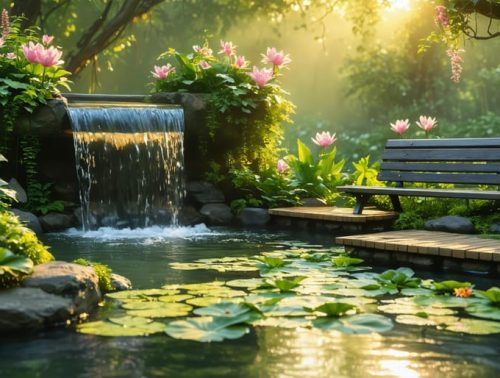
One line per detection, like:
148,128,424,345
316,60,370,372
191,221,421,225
301,198,327,207
178,205,206,225
17,99,68,137
10,209,43,236
111,273,132,291
7,178,27,203
489,223,500,234
424,216,476,234
237,207,270,226
39,212,75,232
22,261,101,314
0,287,74,333
199,203,233,225
186,181,225,205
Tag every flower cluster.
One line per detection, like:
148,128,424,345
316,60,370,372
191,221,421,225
446,48,464,83
22,39,63,67
434,5,449,28
390,116,438,137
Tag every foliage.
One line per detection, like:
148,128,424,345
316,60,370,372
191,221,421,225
0,210,53,265
151,41,294,179
0,154,17,210
73,258,114,293
0,247,34,288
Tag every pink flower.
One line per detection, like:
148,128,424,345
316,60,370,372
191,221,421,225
435,5,449,28
42,34,54,45
199,60,211,70
390,119,410,135
192,45,213,57
248,66,273,87
218,40,235,56
2,9,9,39
416,115,437,132
312,131,337,148
447,48,464,83
277,159,289,174
35,45,63,67
233,55,248,69
261,47,291,67
6,52,16,59
22,41,43,64
0,37,4,48
151,64,175,79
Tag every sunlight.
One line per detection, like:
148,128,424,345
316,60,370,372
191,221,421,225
386,0,412,12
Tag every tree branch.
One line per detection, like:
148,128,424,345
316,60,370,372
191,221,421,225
454,0,500,20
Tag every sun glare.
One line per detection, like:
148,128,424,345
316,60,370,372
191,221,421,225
386,0,412,12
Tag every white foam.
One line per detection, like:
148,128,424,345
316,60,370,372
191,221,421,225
61,223,218,241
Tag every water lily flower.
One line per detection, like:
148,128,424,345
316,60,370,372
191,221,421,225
42,34,54,45
35,45,63,67
199,60,211,70
192,45,213,57
218,40,235,56
454,287,473,298
312,131,337,148
390,119,410,136
261,47,291,67
416,115,437,132
22,41,43,64
151,64,175,79
277,159,289,174
233,55,248,69
248,66,273,87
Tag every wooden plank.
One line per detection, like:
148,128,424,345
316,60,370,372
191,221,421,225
382,148,500,161
336,186,500,200
386,138,500,148
378,172,500,185
380,162,500,173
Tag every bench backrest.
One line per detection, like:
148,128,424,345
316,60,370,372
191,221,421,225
379,138,500,186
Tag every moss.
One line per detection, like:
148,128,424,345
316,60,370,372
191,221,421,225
0,211,53,264
73,258,114,293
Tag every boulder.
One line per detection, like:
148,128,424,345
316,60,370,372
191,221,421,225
424,216,476,234
237,207,270,226
17,99,68,137
10,208,43,236
22,261,101,314
7,178,27,203
111,273,132,291
186,181,225,205
39,212,75,232
199,203,233,225
0,287,74,333
178,205,207,225
490,222,500,234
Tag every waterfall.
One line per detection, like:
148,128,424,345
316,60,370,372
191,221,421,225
67,103,185,230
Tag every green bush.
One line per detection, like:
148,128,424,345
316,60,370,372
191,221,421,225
73,258,114,293
0,247,34,288
0,211,53,264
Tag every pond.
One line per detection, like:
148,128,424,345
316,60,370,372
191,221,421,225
1,225,499,378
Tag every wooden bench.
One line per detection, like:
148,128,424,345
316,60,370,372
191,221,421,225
337,138,500,215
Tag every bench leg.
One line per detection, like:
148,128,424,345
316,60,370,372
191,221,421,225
353,194,371,215
390,195,403,212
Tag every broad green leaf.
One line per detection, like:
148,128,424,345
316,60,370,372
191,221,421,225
186,297,222,307
297,139,313,165
466,303,500,321
256,256,288,269
108,316,153,327
226,278,265,289
0,248,34,277
475,287,500,305
106,288,179,300
444,318,500,335
193,302,252,318
77,320,165,337
332,256,364,267
308,302,356,317
313,314,393,334
431,280,472,294
158,294,193,303
125,303,192,318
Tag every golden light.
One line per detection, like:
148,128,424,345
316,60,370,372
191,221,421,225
386,0,412,12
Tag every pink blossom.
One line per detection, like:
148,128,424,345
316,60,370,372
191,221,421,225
35,45,63,67
218,40,235,56
22,41,43,64
435,5,449,28
233,55,248,69
151,64,175,79
6,52,16,59
42,34,54,45
447,48,464,83
261,47,291,67
2,9,9,39
416,115,437,132
390,119,410,135
248,66,273,87
312,131,337,148
199,60,211,70
192,45,213,57
0,37,4,48
277,159,289,174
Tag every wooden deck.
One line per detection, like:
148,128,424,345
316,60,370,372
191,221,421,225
336,230,500,262
268,207,397,223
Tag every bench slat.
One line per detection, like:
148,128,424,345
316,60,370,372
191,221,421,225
386,138,500,148
380,162,500,173
382,148,500,161
378,172,500,185
336,186,500,200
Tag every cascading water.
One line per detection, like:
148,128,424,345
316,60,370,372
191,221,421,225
67,103,185,230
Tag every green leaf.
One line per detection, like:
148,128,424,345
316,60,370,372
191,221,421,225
332,256,364,267
431,280,472,294
475,287,500,305
256,256,288,269
0,78,29,90
77,320,165,337
0,248,34,278
466,303,500,321
308,302,356,317
193,302,252,318
297,139,313,165
265,276,306,292
313,314,393,334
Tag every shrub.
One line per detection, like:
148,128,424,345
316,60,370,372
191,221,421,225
73,258,114,293
0,211,53,264
0,247,34,288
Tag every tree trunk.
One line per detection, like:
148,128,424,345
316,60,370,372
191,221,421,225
11,0,42,29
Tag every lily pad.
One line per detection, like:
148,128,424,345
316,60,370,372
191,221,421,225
308,302,356,317
158,294,193,303
378,302,456,316
106,288,179,300
466,303,500,321
313,314,393,334
108,316,153,327
186,297,223,307
444,318,500,335
126,303,193,318
77,320,165,337
193,302,252,318
178,282,226,290
395,315,436,326
225,278,265,289
334,287,393,297
252,317,312,328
